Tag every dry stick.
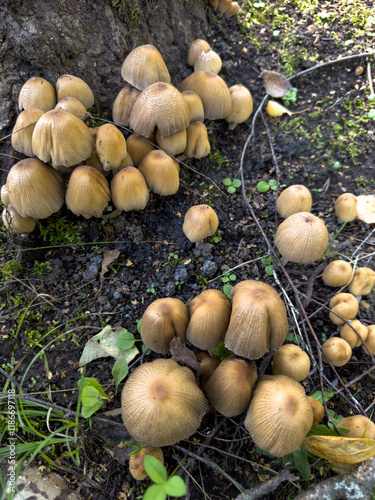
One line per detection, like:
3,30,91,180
234,470,298,500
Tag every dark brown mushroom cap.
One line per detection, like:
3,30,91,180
321,337,352,366
322,260,353,287
328,293,359,325
225,84,253,130
205,356,257,417
276,185,312,219
96,124,127,171
138,150,180,196
187,39,211,67
140,298,189,354
110,166,149,212
11,109,45,157
129,82,190,139
193,348,221,386
339,415,375,439
121,358,208,447
2,205,36,234
348,267,375,296
224,280,288,360
121,44,171,91
55,74,95,109
272,344,311,381
183,204,219,243
18,77,56,112
244,375,314,457
186,289,231,350
112,85,141,127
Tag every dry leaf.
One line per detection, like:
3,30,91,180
266,101,293,117
93,249,121,298
170,337,204,377
262,70,292,97
356,195,375,223
303,435,375,464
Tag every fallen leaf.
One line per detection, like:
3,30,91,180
266,101,293,117
262,70,292,97
302,435,375,464
100,249,120,288
170,337,204,377
356,195,375,223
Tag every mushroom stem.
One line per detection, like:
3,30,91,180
101,208,122,219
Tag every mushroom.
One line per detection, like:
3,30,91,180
31,108,93,168
138,150,180,196
225,2,240,17
11,109,45,157
65,166,111,219
322,260,353,287
274,212,329,264
121,358,208,447
307,396,325,425
182,204,219,243
129,82,190,139
129,447,164,481
335,193,357,223
321,337,352,366
181,91,205,122
183,122,211,160
339,415,375,439
121,44,171,91
340,319,368,348
194,49,222,74
55,74,95,109
275,185,312,219
217,0,232,14
244,375,313,457
271,344,311,382
96,124,127,171
177,71,232,120
225,84,253,130
6,158,64,219
126,134,155,167
193,348,221,387
328,293,359,325
1,185,10,206
18,76,56,112
55,96,87,116
112,85,141,127
2,205,36,234
205,356,257,417
140,298,189,354
186,289,231,350
224,280,288,360
110,167,149,212
155,128,187,156
187,39,211,67
362,325,375,355
348,267,375,296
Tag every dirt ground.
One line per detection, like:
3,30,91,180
1,1,375,499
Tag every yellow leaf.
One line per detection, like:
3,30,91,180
266,100,293,117
303,435,375,464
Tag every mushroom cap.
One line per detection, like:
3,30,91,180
2,205,36,234
322,260,353,287
183,204,219,243
335,193,357,222
205,356,257,417
362,325,375,355
181,91,205,122
194,49,222,74
129,447,164,481
55,96,87,116
96,124,127,171
18,76,56,112
340,319,369,348
138,150,180,196
307,396,325,425
193,348,221,386
224,280,288,360
272,344,311,382
321,337,352,366
155,128,187,156
186,289,231,350
121,358,208,447
65,166,111,219
11,109,45,157
225,2,240,17
339,415,375,439
112,85,141,127
129,82,190,139
225,84,253,130
274,212,329,264
187,39,211,67
348,267,375,296
110,166,149,212
244,375,313,457
328,293,359,325
140,298,189,354
177,71,232,120
184,122,211,159
31,108,94,167
55,74,95,109
121,44,171,91
126,134,155,167
1,185,10,206
6,158,64,219
276,185,312,219
217,0,232,13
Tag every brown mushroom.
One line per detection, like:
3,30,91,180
129,447,164,481
322,260,353,287
183,122,211,159
328,293,359,325
155,129,187,156
321,337,352,366
340,319,368,348
121,45,171,91
348,267,375,296
138,150,180,196
11,109,45,157
55,74,95,109
126,134,155,167
276,185,312,219
194,49,222,74
307,396,325,425
339,415,375,439
96,124,127,171
225,2,240,17
272,344,311,382
112,84,141,127
362,325,375,355
110,166,149,212
55,96,87,116
18,77,56,112
2,205,36,234
335,193,357,223
181,91,205,122
187,39,211,67
193,348,221,387
225,84,253,130
182,204,219,243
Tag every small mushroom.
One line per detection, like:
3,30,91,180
328,293,359,325
155,128,187,156
18,76,56,112
181,91,205,122
340,319,368,348
194,49,222,74
339,415,375,439
110,167,149,212
362,325,375,355
321,337,352,366
2,205,36,234
335,193,357,223
11,109,45,157
348,267,375,296
183,204,219,243
96,124,127,171
272,344,311,382
187,39,211,67
225,84,253,130
322,260,353,287
276,185,312,219
307,396,325,425
138,150,180,196
112,85,141,127
126,134,155,167
55,96,87,116
55,74,95,109
1,185,10,206
129,447,164,481
225,2,240,17
193,348,221,387
183,122,211,159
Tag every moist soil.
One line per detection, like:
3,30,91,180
1,2,375,499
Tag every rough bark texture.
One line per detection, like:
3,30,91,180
0,0,208,181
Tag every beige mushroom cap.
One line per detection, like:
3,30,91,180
181,91,205,122
121,44,171,91
225,2,240,17
129,82,190,139
274,212,329,264
244,375,313,457
194,49,222,74
194,348,221,386
307,396,325,425
225,84,253,130
138,150,180,196
362,325,375,355
183,204,219,243
126,134,155,167
205,356,257,417
55,96,87,116
276,185,312,219
140,298,189,354
110,166,149,212
322,260,353,287
6,158,64,219
1,185,10,206
272,344,311,382
121,358,208,447
224,280,288,360
96,124,127,171
112,85,141,127
184,122,211,159
187,39,211,67
186,289,231,350
335,193,357,223
348,267,375,296
328,293,359,325
155,129,187,156
129,447,164,481
321,337,352,366
18,77,56,112
2,205,36,234
339,415,375,439
340,319,369,348
55,74,95,109
11,109,45,157
65,166,111,219
178,71,232,120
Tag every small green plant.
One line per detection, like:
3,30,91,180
222,178,242,194
261,255,274,276
39,215,83,246
147,283,156,294
221,271,237,284
332,161,349,170
211,342,233,361
210,233,222,244
33,261,52,276
78,377,109,419
256,179,278,193
1,259,23,280
175,280,184,290
368,109,375,120
143,455,186,500
221,284,233,300
161,252,180,267
282,87,298,107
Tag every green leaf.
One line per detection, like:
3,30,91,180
257,181,270,193
80,382,108,418
368,109,375,119
112,358,129,392
116,331,136,350
144,455,168,484
78,377,109,399
307,425,349,437
222,178,232,186
227,186,236,194
310,390,335,404
261,256,272,265
232,179,242,188
164,476,187,497
229,273,237,281
286,332,301,345
265,265,273,276
211,342,233,361
222,284,233,299
136,318,142,334
292,447,311,481
143,484,167,500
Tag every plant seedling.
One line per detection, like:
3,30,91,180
77,377,109,419
261,255,274,276
143,455,186,500
282,87,298,106
256,179,278,193
222,178,242,194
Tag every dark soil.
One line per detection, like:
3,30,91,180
1,2,375,499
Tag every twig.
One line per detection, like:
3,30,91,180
367,59,375,98
234,470,298,500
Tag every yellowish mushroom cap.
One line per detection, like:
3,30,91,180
156,128,187,156
183,204,219,243
307,396,325,425
110,166,149,212
2,205,36,234
194,49,222,74
126,134,155,167
96,124,127,171
112,85,141,127
55,96,87,116
276,185,312,219
184,122,211,159
322,260,353,287
138,150,180,196
335,193,357,223
272,344,311,381
187,39,211,67
362,325,375,355
18,77,56,112
225,84,253,130
339,415,375,439
340,319,369,348
328,293,359,325
129,447,164,481
348,267,375,296
181,91,205,122
55,74,94,109
321,337,352,366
